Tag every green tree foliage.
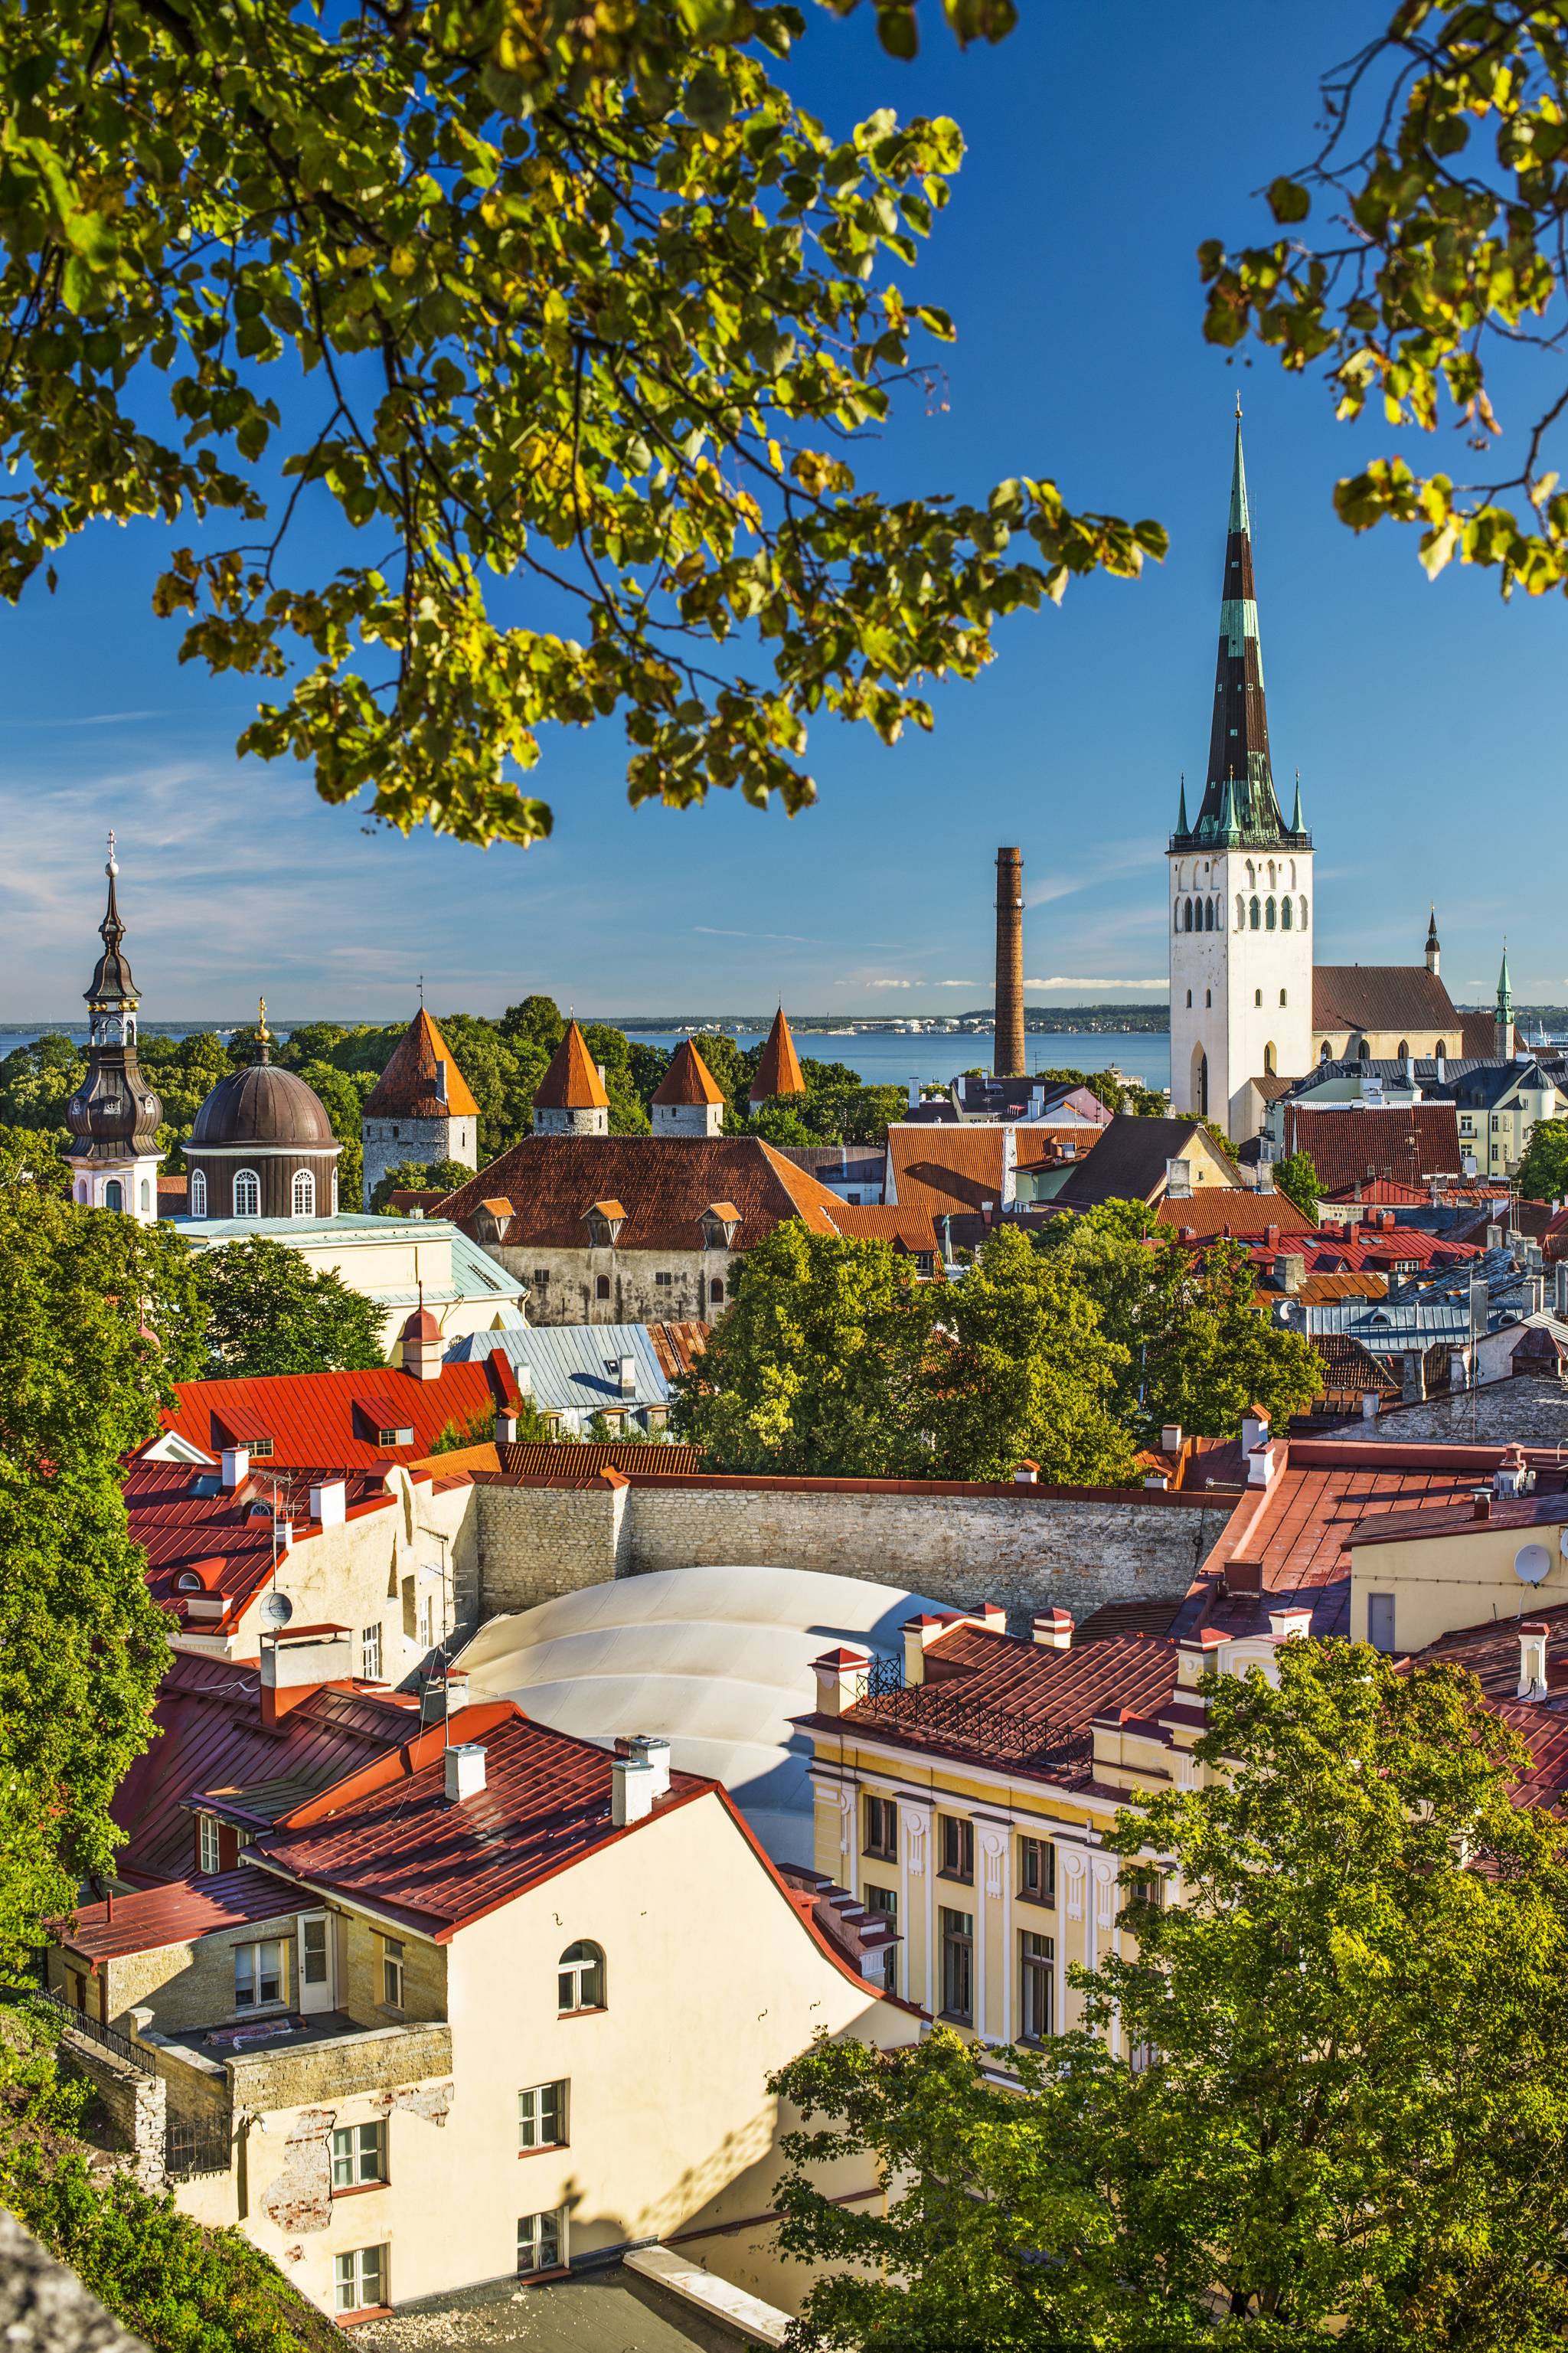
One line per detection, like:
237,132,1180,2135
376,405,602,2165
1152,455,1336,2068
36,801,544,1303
772,1640,1568,2349
0,1184,206,1973
671,1224,1135,1481
136,1030,236,1170
0,1036,84,1130
370,1158,479,1211
1204,3,1568,600
196,1237,385,1377
0,0,1164,848
1272,1146,1321,1224
1515,1116,1568,1204
0,1123,71,1192
1043,1201,1323,1441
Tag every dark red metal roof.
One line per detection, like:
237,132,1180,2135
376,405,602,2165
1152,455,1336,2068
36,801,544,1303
65,1869,299,1960
124,1459,398,1632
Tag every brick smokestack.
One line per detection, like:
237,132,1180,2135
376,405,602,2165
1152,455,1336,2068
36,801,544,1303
994,847,1025,1078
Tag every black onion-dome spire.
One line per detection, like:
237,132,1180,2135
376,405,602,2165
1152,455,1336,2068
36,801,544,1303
1171,404,1309,853
66,834,164,1162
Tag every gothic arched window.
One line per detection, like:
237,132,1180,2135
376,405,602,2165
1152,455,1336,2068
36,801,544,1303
1249,896,1261,930
1299,896,1308,930
1435,1038,1448,1060
189,1168,207,1218
233,1168,260,1217
1396,1040,1410,1062
1174,901,1181,933
1205,897,1216,931
1236,895,1245,930
1184,897,1194,931
1266,897,1277,930
1264,1042,1277,1076
1281,896,1292,930
1280,989,1288,1008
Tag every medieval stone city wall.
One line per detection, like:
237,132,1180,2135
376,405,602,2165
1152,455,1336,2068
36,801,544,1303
474,1475,1234,1627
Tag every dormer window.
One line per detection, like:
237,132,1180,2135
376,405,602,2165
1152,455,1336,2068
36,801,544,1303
377,1424,414,1449
700,1201,743,1250
583,1199,627,1250
176,1572,204,1593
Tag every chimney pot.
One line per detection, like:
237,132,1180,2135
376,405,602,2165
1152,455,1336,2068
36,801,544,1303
1472,1490,1491,1521
1161,1423,1184,1454
1033,1609,1073,1650
1361,1388,1381,1420
612,1755,656,1827
220,1446,249,1490
811,1647,872,1718
1012,1459,1040,1485
617,1732,672,1794
444,1742,487,1802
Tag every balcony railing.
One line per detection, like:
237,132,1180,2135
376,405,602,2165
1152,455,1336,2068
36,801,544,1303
851,1684,1087,1769
0,1985,158,2079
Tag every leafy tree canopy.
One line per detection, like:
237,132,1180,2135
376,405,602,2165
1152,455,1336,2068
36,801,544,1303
1204,2,1568,599
370,1155,479,1211
0,1183,204,1972
1516,1115,1568,1204
773,1640,1568,2350
1272,1145,1321,1223
0,0,1164,851
196,1235,385,1376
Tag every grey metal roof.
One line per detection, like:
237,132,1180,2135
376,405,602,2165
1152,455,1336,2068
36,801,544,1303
444,1321,677,1412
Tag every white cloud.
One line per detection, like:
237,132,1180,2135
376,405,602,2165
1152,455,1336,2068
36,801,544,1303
1024,976,1166,990
855,976,982,989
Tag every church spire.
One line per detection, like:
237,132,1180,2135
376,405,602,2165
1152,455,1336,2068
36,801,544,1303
1289,770,1305,834
1178,409,1296,849
1426,905,1441,976
1496,942,1514,1057
1176,773,1189,835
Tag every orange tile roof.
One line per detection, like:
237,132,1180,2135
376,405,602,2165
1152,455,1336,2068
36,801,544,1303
828,1204,940,1256
62,1868,305,1961
750,1007,805,1101
886,1125,1065,1220
653,1038,726,1107
362,1008,480,1120
499,1440,707,1477
1295,1270,1389,1303
1158,1188,1316,1240
1282,1105,1463,1192
533,1021,609,1111
439,1136,844,1251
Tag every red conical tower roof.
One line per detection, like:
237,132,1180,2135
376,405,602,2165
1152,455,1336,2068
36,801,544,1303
533,1021,610,1111
364,1008,480,1119
750,1008,806,1103
653,1038,726,1108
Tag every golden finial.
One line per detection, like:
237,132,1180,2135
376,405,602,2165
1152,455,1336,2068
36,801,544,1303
256,995,271,1063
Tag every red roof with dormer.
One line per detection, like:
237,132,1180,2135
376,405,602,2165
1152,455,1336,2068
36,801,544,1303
141,1359,506,1473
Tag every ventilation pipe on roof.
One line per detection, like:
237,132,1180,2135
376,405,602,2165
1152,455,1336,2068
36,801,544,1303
220,1446,249,1491
1518,1622,1550,1702
1435,1052,1446,1084
444,1743,487,1802
612,1755,655,1826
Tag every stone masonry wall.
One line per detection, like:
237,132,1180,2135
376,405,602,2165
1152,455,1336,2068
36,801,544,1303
1318,1373,1568,1449
475,1476,1233,1627
57,2030,166,2193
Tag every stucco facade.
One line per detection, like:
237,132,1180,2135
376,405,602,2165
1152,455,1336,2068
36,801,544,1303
1169,845,1315,1139
485,1242,731,1328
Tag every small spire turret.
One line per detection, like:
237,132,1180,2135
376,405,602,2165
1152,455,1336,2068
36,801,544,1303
1426,905,1441,977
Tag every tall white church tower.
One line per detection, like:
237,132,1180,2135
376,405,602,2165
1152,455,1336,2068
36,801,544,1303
1169,409,1314,1140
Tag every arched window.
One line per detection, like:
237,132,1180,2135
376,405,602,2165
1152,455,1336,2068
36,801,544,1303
233,1168,260,1217
1396,1040,1410,1062
1279,989,1288,1008
1185,990,1193,1008
103,1178,122,1211
1246,861,1255,888
1184,897,1194,931
1191,1046,1208,1118
1235,895,1245,931
189,1168,207,1218
1174,901,1181,933
176,1572,203,1593
1299,896,1308,930
139,1180,150,1212
292,1168,315,1218
1205,989,1212,1008
1267,861,1276,890
1254,989,1263,1008
1354,1038,1370,1062
1320,1041,1332,1063
1435,1038,1448,1060
558,1941,605,2014
1264,1042,1277,1076
1200,897,1211,931
1280,895,1292,929
709,1277,725,1305
595,1274,610,1301
75,1181,88,1204
1266,896,1277,930
1249,896,1261,930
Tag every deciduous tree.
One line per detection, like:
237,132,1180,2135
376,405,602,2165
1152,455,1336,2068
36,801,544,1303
197,1236,384,1376
1516,1116,1568,1205
1272,1146,1321,1224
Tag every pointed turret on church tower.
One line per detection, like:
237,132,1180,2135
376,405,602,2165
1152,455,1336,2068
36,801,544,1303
1496,943,1515,1060
1168,409,1315,1139
1426,907,1441,977
64,837,165,1224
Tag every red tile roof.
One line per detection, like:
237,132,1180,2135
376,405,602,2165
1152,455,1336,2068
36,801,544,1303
1321,1178,1429,1206
750,1008,805,1102
1312,965,1462,1036
534,1021,609,1111
886,1125,1067,1221
113,1652,416,1881
1158,1189,1316,1240
1417,1603,1568,1701
361,1009,480,1120
142,1361,505,1474
123,1459,403,1636
1282,1105,1463,1192
255,1703,713,1939
653,1040,726,1107
498,1440,707,1478
1295,1271,1389,1303
825,1204,941,1256
439,1137,847,1252
63,1869,300,1962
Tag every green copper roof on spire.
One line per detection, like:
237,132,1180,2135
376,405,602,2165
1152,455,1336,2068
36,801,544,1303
1498,943,1514,1018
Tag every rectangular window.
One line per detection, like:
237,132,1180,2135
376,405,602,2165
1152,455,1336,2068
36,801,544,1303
416,1592,435,1650
381,1936,405,2009
234,1940,285,2011
1128,1871,1165,1911
1020,1930,1054,2042
939,1907,973,2024
1018,1835,1056,1906
247,1436,274,1459
938,1815,974,1884
361,1624,382,1680
655,1270,674,1287
517,2210,564,2276
198,1814,221,1875
333,2247,387,2315
864,1884,898,1994
531,1270,550,1286
863,1794,898,1861
301,1915,329,1986
518,2081,567,2152
331,2121,387,2189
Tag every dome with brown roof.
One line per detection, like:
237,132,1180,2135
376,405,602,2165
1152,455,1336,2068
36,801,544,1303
191,1062,338,1151
185,1004,341,1222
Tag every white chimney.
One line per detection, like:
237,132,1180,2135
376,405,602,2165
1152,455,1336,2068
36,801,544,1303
220,1446,249,1490
309,1479,346,1528
496,1407,519,1443
810,1647,871,1719
1361,1388,1382,1420
1032,1609,1073,1650
1268,1607,1312,1641
1246,1442,1278,1489
1240,1407,1270,1456
621,1734,671,1793
1161,1423,1184,1454
1518,1622,1549,1702
612,1755,656,1826
444,1743,487,1802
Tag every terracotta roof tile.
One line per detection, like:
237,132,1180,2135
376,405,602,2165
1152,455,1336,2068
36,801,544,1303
533,1022,609,1111
828,1204,940,1255
887,1125,1067,1220
1283,1105,1463,1192
652,1039,726,1107
361,1009,480,1120
498,1440,707,1477
1158,1189,1315,1240
439,1136,845,1252
1312,966,1462,1035
749,1008,805,1101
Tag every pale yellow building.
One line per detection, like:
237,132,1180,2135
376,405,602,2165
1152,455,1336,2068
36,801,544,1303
52,1704,913,2322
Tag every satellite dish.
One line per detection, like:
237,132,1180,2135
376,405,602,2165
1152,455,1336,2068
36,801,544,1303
1515,1543,1552,1587
260,1590,294,1628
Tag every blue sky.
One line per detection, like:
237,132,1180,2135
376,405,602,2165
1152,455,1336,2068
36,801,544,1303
3,2,1563,1022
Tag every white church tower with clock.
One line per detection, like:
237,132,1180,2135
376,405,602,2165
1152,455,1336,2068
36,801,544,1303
1169,408,1315,1140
